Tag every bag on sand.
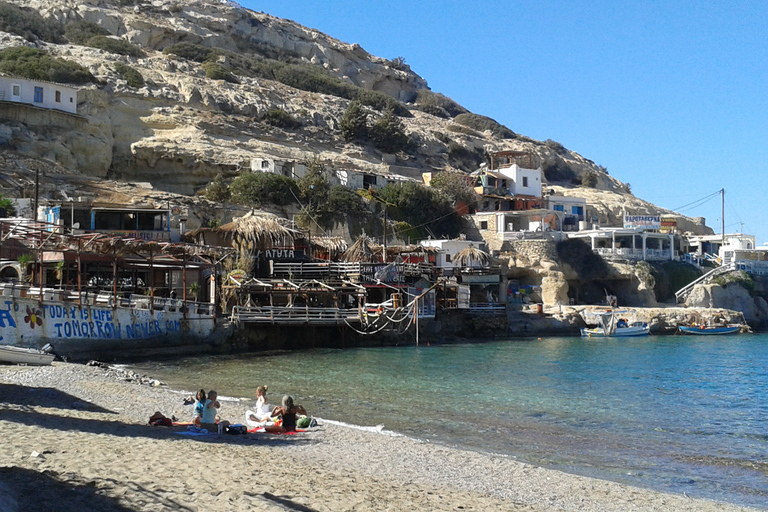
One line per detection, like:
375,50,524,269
225,424,247,435
296,416,311,428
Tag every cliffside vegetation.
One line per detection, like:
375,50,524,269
0,47,95,84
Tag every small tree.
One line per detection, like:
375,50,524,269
429,171,476,205
370,107,409,153
189,282,201,302
581,170,598,188
204,173,230,202
229,172,299,207
339,100,368,142
298,156,331,204
0,194,16,216
17,254,33,283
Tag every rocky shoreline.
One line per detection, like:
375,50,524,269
0,362,760,511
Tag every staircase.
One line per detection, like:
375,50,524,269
675,262,736,303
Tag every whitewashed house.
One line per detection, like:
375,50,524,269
0,75,78,114
250,157,307,180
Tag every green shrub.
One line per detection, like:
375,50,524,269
448,142,485,171
370,108,409,153
229,172,299,207
204,174,229,202
355,89,411,117
0,194,16,216
712,271,754,292
542,161,577,184
328,185,368,216
85,35,145,58
650,261,701,302
387,56,408,71
0,47,95,84
446,124,482,138
414,89,467,117
263,108,301,129
411,103,448,118
64,20,109,45
581,170,598,188
340,101,369,142
556,238,609,280
377,182,461,239
0,2,64,43
163,42,213,62
429,171,476,205
454,113,515,139
432,131,451,144
298,156,330,205
544,139,567,154
201,61,239,83
114,62,144,88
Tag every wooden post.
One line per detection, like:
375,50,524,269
77,239,82,309
182,253,187,319
112,248,118,309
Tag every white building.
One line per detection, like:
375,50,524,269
545,194,587,231
498,164,542,197
332,168,415,189
0,75,78,115
568,227,677,262
419,239,487,269
250,157,307,180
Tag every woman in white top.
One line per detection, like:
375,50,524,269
245,385,272,427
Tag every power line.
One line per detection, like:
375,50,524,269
671,189,721,213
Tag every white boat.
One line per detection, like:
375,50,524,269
581,322,650,337
580,312,650,337
0,345,55,365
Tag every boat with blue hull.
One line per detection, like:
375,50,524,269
678,325,742,335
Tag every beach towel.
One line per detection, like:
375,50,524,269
247,427,308,435
175,426,214,436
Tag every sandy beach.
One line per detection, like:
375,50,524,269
0,362,760,512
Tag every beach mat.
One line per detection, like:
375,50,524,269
247,427,308,435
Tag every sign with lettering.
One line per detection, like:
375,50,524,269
623,215,660,230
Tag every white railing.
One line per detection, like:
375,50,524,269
594,248,674,261
231,305,361,325
501,231,566,242
467,302,506,315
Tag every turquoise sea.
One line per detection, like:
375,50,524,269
130,334,768,508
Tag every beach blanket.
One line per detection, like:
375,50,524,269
175,426,215,437
247,427,308,435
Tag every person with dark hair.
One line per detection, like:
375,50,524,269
192,388,206,427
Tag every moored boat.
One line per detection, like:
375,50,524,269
0,345,55,365
581,322,650,337
678,325,742,335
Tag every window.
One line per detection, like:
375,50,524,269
362,175,377,189
553,204,564,212
522,176,529,187
33,87,43,103
261,160,269,169
70,97,73,103
445,254,451,262
55,90,61,102
11,85,20,97
479,221,488,230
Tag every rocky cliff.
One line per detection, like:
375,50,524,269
0,0,712,234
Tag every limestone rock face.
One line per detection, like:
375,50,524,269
0,0,714,236
686,282,767,324
541,271,570,306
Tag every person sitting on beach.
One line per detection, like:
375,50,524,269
265,395,307,433
192,388,206,427
245,385,272,427
200,390,230,431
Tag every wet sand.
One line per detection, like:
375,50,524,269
0,362,760,511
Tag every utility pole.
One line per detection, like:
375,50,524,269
33,167,39,222
721,188,725,246
383,204,387,262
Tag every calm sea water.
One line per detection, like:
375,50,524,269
130,334,768,508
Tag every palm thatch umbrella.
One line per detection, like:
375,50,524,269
342,235,377,262
311,236,348,259
454,244,491,267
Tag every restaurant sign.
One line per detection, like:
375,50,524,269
623,215,660,230
660,216,677,233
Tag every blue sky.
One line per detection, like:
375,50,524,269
244,1,768,243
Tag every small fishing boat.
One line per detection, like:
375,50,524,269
678,325,742,335
581,322,650,337
581,312,650,337
0,345,55,366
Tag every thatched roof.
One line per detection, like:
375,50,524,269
342,235,378,262
454,244,491,267
310,236,348,254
